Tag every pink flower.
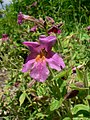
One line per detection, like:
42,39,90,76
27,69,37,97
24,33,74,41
72,65,83,73
17,12,30,24
2,34,9,41
46,16,55,24
87,26,90,31
30,18,45,32
48,26,61,34
30,25,38,32
22,35,65,82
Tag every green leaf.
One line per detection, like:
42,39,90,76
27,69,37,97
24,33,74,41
50,98,63,111
19,92,26,106
70,84,88,90
63,117,71,120
86,95,90,100
52,69,71,80
73,117,90,120
76,68,83,81
36,113,48,119
72,104,89,115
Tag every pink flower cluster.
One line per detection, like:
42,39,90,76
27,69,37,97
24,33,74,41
17,12,62,34
17,12,65,82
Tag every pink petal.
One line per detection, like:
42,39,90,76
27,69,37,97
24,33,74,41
57,29,61,34
46,52,65,71
46,16,55,24
17,12,23,24
87,26,90,31
25,52,38,63
48,26,61,34
72,64,84,73
30,25,37,32
22,14,31,20
22,59,35,72
39,35,56,44
30,61,49,82
2,34,9,41
23,41,39,47
23,41,40,52
39,35,56,51
22,51,38,72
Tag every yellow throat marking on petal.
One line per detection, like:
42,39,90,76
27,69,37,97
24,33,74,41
35,55,45,62
35,49,47,62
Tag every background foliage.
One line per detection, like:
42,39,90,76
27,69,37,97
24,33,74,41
0,0,90,120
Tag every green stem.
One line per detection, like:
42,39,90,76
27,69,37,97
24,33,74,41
64,100,73,120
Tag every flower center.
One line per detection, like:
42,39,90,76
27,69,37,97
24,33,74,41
35,48,47,62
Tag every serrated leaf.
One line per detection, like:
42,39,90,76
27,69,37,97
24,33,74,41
72,104,89,115
50,98,63,111
19,92,26,106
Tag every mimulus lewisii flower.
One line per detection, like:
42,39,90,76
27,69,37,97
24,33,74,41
30,25,38,32
48,26,61,34
2,34,9,41
46,16,55,24
87,26,90,31
17,12,30,24
22,35,65,82
72,64,84,73
17,12,34,24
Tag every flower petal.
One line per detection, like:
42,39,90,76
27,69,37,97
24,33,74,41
22,14,31,20
22,59,35,72
2,34,9,41
46,52,65,71
25,52,38,62
23,41,40,52
46,16,55,24
39,35,56,51
30,25,37,32
23,41,39,47
48,26,61,34
17,12,23,24
87,26,90,31
30,61,49,82
39,35,56,44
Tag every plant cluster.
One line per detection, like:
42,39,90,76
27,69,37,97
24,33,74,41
0,0,90,120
